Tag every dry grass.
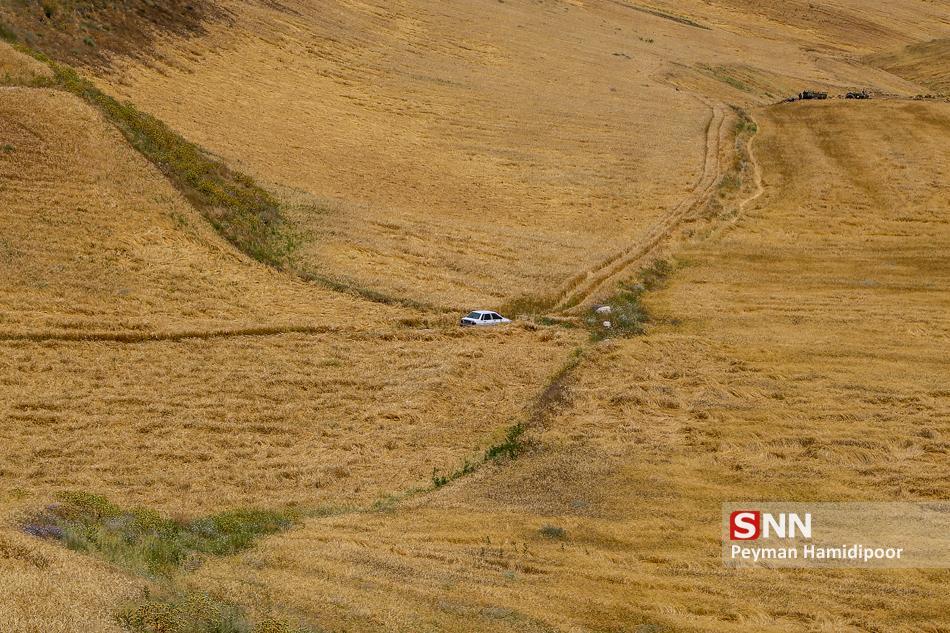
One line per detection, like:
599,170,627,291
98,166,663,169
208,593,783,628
181,100,950,632
0,41,52,84
90,0,947,308
94,0,715,309
0,87,391,335
2,1,950,631
0,327,580,514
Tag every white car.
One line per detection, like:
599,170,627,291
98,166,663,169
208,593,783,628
460,310,511,327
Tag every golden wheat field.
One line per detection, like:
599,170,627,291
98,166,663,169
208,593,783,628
194,99,949,633
96,0,945,309
0,1,949,632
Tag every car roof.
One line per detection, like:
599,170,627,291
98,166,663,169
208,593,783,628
470,310,492,315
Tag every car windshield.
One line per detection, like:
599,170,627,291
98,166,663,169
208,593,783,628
465,312,482,319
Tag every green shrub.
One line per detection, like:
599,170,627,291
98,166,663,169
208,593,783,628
484,423,526,461
640,258,672,290
586,282,647,339
535,316,579,329
587,259,672,339
538,525,566,539
0,22,17,43
23,492,297,578
431,459,476,489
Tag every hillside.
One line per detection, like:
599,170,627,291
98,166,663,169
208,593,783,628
88,0,944,308
180,98,950,633
868,37,950,94
1,1,949,632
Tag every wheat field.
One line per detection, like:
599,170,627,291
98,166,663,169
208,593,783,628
94,0,945,309
175,98,950,633
0,1,949,631
0,69,584,514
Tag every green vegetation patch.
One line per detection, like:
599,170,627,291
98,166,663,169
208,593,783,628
49,62,297,266
719,107,757,197
429,423,525,489
0,1,217,68
484,423,528,462
587,259,672,339
0,36,297,267
23,491,297,578
429,347,585,490
538,525,567,540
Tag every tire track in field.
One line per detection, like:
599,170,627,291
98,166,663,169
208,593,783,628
549,99,729,314
734,113,765,217
0,322,515,344
702,111,765,244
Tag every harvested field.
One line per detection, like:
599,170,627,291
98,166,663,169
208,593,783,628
867,38,950,94
0,79,584,514
89,1,944,309
0,327,580,514
182,100,950,632
0,86,395,335
1,0,949,631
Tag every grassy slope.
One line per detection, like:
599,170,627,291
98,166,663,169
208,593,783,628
0,0,216,67
0,82,388,334
92,0,712,309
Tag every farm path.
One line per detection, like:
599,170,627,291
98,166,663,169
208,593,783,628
551,98,730,314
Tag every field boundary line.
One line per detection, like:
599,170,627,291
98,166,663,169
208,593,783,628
0,324,342,344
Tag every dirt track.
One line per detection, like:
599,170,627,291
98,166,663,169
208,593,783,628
189,98,950,633
553,99,731,312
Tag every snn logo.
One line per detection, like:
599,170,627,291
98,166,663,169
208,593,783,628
730,510,811,540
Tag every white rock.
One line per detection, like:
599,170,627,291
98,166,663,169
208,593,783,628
602,321,612,328
595,305,612,315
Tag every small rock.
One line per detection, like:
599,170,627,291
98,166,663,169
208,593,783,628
595,305,612,315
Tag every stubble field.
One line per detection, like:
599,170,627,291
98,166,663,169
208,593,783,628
0,1,948,631
174,98,950,633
